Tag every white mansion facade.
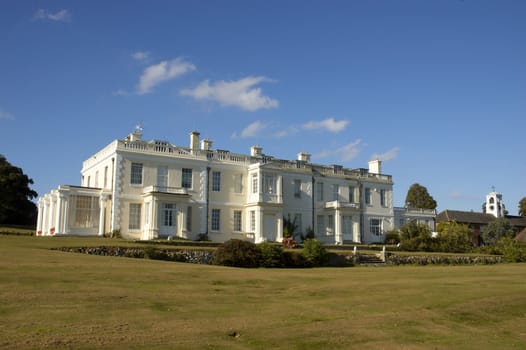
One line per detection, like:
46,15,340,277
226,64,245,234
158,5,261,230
36,129,435,244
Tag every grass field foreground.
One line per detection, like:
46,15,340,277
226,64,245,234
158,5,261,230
1,235,525,349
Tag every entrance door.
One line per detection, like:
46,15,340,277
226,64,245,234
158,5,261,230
159,203,176,237
263,214,277,241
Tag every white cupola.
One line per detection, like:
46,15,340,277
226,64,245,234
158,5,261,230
486,190,505,218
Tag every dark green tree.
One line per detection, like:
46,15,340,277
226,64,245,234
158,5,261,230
405,183,437,210
0,155,38,225
519,197,526,217
436,221,473,253
481,218,515,246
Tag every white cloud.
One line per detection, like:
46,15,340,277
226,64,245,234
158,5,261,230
33,9,71,22
315,139,363,162
137,58,196,95
371,147,400,161
240,121,267,138
303,117,349,133
0,108,14,120
131,51,151,62
112,89,129,96
180,76,279,111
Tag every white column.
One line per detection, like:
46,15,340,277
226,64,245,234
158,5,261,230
62,194,69,234
98,194,107,236
36,199,44,235
151,198,159,240
47,197,54,235
55,193,62,235
276,215,283,242
335,210,342,245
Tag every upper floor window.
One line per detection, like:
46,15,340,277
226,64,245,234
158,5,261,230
95,171,99,188
331,184,339,201
212,171,221,192
131,163,143,185
263,174,276,194
316,182,324,201
104,166,108,188
234,174,243,194
348,186,355,203
294,179,301,198
365,187,372,205
182,168,192,189
252,174,258,193
380,189,386,207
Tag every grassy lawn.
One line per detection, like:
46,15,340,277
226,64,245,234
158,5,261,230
0,235,525,349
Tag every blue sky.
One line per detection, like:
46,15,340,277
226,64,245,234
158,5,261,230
1,0,525,214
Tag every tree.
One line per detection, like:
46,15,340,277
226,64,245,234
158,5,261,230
481,218,514,246
405,183,437,210
436,221,473,253
0,155,38,225
519,197,526,217
399,221,436,251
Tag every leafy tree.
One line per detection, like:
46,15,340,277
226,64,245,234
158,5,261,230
405,183,437,210
0,155,38,225
519,197,526,217
481,218,515,246
213,239,261,267
436,221,473,253
399,221,435,251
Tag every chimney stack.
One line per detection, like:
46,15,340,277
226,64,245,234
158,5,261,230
200,139,212,151
190,131,200,151
250,145,263,157
297,152,311,163
368,159,382,174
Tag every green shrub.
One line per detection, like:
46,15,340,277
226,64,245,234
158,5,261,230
213,239,261,268
302,239,329,267
495,237,526,263
384,230,400,244
258,241,283,267
282,250,307,268
143,247,173,261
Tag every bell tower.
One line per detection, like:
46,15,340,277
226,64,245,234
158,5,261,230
486,188,505,218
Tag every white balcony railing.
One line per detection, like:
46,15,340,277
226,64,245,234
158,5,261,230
143,186,188,195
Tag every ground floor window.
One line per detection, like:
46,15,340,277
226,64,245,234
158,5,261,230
211,209,221,231
71,195,99,229
370,218,381,236
233,210,242,232
250,210,256,232
129,203,142,230
163,203,176,227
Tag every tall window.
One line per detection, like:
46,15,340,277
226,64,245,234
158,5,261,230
72,195,99,229
162,204,176,227
252,174,258,193
131,163,143,185
328,215,334,235
380,189,386,207
316,182,324,201
157,166,168,191
95,171,99,188
211,209,220,231
331,184,339,201
348,186,355,203
294,213,302,235
129,203,141,230
317,215,325,236
212,171,221,192
104,166,108,188
233,210,242,232
370,218,381,236
182,168,192,189
365,187,371,205
186,206,192,231
250,210,256,232
263,174,276,194
342,216,353,236
234,174,243,194
294,179,301,198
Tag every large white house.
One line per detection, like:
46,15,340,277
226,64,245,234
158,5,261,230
37,129,433,244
